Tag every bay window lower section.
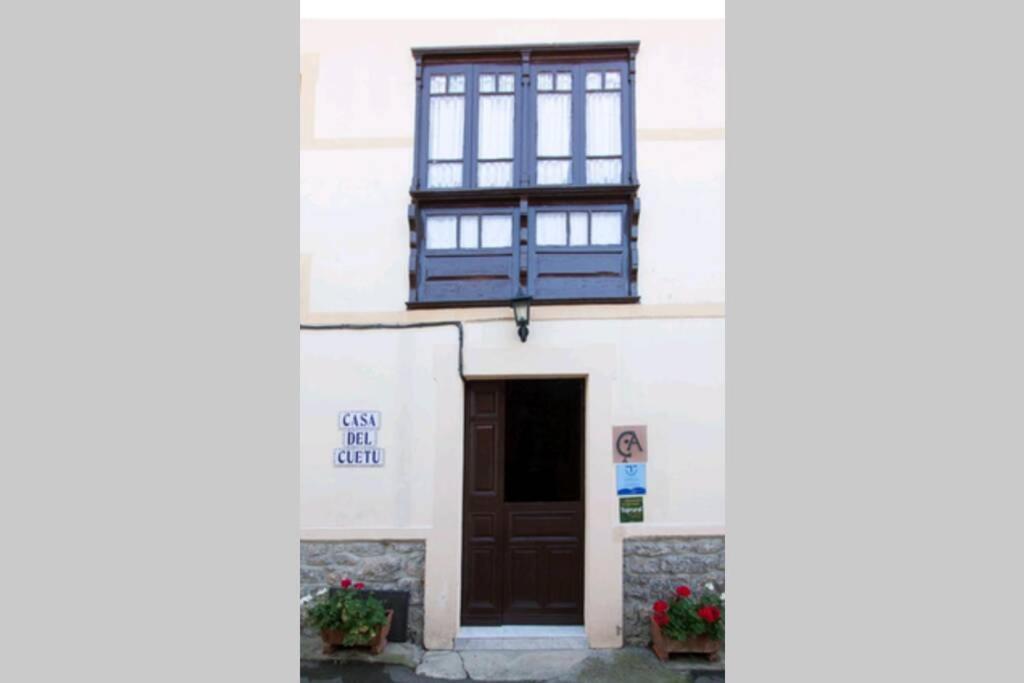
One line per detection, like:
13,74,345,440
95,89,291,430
408,198,638,308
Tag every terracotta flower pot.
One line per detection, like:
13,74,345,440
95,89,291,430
650,617,721,662
320,609,394,655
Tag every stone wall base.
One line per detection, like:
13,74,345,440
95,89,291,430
300,540,426,647
622,536,725,646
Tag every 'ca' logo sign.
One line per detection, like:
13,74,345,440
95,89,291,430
616,430,644,461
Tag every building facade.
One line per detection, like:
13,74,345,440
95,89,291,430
300,19,724,651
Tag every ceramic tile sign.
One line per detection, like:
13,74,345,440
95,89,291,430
616,463,647,496
334,410,384,467
619,496,644,523
613,425,647,463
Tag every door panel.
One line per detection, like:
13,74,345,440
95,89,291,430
462,380,584,626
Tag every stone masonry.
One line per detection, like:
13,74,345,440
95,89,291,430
622,536,725,646
301,541,426,646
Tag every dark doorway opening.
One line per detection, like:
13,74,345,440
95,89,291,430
461,379,585,626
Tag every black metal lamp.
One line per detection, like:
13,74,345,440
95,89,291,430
510,287,533,343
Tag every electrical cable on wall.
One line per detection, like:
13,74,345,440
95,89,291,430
299,321,465,382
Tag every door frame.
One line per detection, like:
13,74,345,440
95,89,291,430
459,378,586,626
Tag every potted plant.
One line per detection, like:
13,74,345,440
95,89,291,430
649,583,724,662
305,578,394,654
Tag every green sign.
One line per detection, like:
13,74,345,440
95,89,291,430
619,496,644,523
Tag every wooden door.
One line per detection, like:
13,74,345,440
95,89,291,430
461,380,584,626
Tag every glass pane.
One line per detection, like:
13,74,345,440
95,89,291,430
586,91,622,156
478,95,514,160
498,74,515,92
536,159,571,185
536,212,567,246
537,93,571,156
537,72,554,91
427,162,463,188
429,75,446,94
504,379,582,503
425,216,457,249
477,161,514,188
569,212,589,246
479,74,496,93
556,72,572,91
586,159,622,184
448,74,465,93
605,71,621,90
481,215,513,248
586,72,602,90
590,211,622,245
428,96,465,160
459,215,479,249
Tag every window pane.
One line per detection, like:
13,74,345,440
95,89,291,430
586,72,602,90
428,95,465,160
478,94,514,160
537,93,571,156
427,162,463,188
537,72,554,91
586,159,622,184
429,75,446,94
536,212,567,246
481,215,513,248
448,75,465,93
537,159,571,185
605,71,621,90
477,162,514,188
556,72,572,91
569,212,589,246
498,74,515,93
590,212,622,245
459,215,479,249
479,74,495,93
586,91,621,157
425,216,457,249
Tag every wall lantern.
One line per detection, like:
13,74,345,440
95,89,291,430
510,287,533,343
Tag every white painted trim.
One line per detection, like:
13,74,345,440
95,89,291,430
614,524,725,540
300,527,431,541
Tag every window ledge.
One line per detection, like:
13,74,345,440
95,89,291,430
410,184,639,203
407,296,640,310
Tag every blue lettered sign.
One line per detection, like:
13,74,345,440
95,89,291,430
616,463,647,496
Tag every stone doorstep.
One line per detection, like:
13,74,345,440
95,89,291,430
454,626,588,651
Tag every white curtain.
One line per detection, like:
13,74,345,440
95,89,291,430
478,94,514,187
459,215,479,249
569,212,589,246
590,211,622,245
537,93,572,184
536,212,567,245
428,95,465,188
586,91,622,184
425,216,457,250
480,215,512,248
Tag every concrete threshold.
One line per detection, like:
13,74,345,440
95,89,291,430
454,625,588,651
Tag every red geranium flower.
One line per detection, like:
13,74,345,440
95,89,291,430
697,605,721,623
340,578,352,589
653,612,670,627
675,585,691,598
354,582,365,590
653,600,669,613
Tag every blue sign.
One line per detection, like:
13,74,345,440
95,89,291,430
616,463,647,496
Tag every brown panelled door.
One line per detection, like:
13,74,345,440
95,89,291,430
462,379,585,626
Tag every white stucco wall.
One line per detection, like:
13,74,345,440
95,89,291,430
299,19,725,649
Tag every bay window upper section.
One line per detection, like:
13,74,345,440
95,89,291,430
412,42,639,194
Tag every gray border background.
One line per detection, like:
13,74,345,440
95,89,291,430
2,2,1022,682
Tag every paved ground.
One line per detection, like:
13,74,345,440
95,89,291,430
301,645,724,682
